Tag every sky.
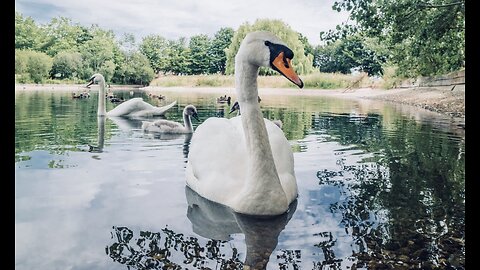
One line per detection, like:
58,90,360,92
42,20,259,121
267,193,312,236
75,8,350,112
15,0,350,45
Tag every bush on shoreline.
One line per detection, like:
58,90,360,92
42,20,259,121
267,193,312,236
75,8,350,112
148,71,381,89
15,70,409,90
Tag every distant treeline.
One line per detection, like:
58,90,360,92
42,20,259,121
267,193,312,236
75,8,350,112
15,0,464,85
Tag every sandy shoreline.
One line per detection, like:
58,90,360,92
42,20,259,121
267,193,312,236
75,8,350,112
15,83,465,119
143,85,465,119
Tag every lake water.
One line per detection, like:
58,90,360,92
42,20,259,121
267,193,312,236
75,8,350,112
15,88,465,270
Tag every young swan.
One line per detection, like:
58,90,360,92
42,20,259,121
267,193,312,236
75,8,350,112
142,105,199,134
186,31,303,216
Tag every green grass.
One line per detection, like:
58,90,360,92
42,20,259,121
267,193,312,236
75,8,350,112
150,71,376,89
150,74,235,88
16,70,402,89
15,74,86,85
377,66,408,89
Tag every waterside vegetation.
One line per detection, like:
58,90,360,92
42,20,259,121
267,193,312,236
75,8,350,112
15,0,464,88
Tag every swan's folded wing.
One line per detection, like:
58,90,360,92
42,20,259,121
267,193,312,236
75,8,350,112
130,100,177,117
264,119,297,202
186,117,247,203
107,98,156,117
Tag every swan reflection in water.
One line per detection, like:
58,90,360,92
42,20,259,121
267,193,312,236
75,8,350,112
105,186,297,270
88,116,105,154
186,186,297,269
109,116,193,159
87,116,192,159
109,115,152,132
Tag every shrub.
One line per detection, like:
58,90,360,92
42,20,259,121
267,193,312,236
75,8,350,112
15,49,53,83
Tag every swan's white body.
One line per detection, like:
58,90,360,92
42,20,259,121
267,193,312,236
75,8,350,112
107,98,177,118
186,31,303,216
142,105,198,134
87,73,176,118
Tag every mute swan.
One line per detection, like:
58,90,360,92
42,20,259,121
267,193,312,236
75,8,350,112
87,73,177,118
186,31,303,216
141,105,199,134
229,101,283,129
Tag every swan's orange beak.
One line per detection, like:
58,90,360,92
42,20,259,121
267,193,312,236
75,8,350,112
272,52,303,88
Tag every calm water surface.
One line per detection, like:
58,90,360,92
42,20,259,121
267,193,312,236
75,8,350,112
15,88,465,270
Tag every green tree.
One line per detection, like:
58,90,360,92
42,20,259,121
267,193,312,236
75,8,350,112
225,19,314,75
167,38,191,75
297,32,314,57
323,0,465,77
99,60,116,82
15,49,29,74
51,51,83,79
139,34,171,74
208,27,234,74
15,50,53,83
41,17,91,56
188,34,211,75
15,12,45,50
314,35,387,76
115,52,155,85
79,26,117,79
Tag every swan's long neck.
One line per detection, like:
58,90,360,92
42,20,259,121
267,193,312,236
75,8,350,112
97,79,107,116
234,60,287,215
97,115,105,150
183,113,193,132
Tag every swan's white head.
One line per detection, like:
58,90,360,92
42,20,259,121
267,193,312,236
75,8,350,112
183,105,199,121
86,73,105,87
236,31,303,88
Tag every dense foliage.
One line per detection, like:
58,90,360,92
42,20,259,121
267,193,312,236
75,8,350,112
15,1,465,85
225,19,315,76
314,35,387,76
321,0,465,77
15,11,239,83
15,50,53,83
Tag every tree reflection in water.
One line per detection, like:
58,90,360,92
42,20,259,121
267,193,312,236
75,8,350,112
311,112,464,270
106,225,243,269
105,111,464,270
106,186,298,270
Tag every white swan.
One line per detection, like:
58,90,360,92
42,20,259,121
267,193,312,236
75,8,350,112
86,73,177,118
229,99,283,129
186,31,303,216
141,105,199,134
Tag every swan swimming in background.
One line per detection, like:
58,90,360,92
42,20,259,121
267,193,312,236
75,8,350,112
87,73,177,118
229,101,283,129
141,105,199,134
186,31,303,216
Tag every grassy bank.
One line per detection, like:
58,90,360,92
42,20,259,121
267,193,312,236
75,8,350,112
149,71,385,89
15,71,396,89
